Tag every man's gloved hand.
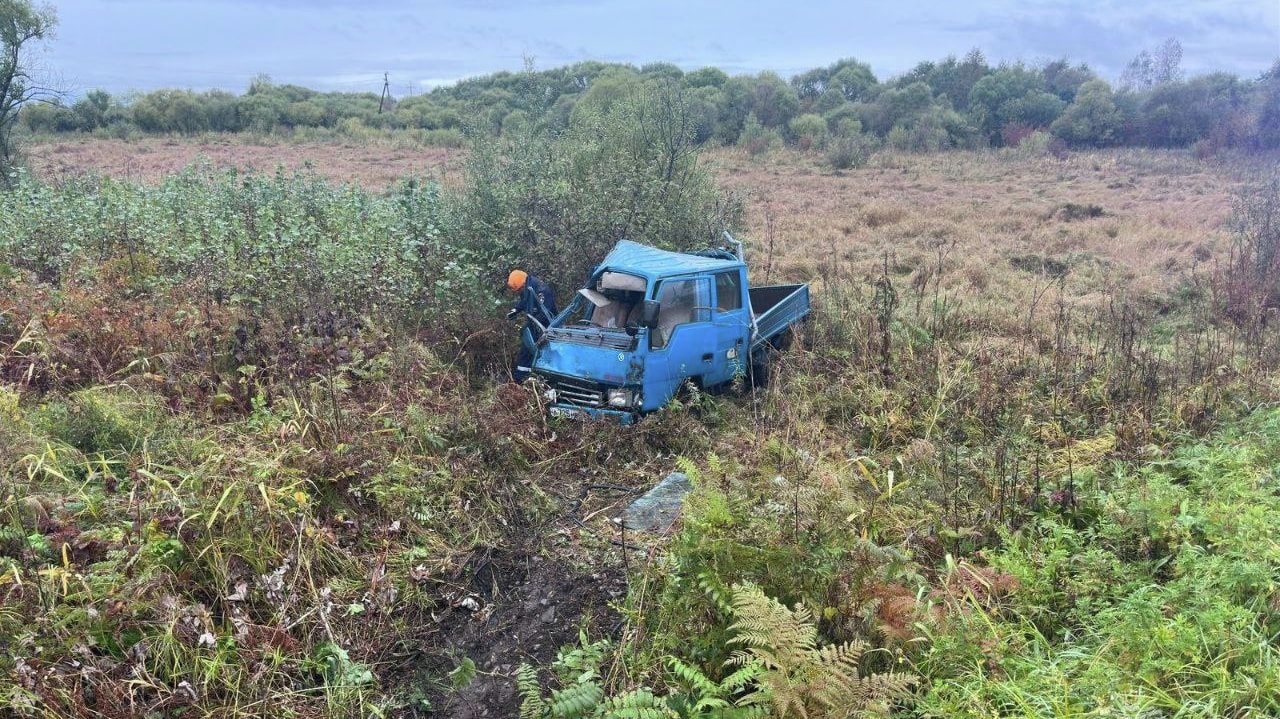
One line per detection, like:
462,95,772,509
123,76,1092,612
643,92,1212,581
506,308,519,321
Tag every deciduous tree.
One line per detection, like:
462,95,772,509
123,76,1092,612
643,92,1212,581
1121,38,1183,91
968,64,1064,144
1256,60,1280,149
0,0,56,185
1050,79,1120,147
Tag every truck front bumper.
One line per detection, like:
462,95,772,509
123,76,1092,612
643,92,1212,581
548,403,637,425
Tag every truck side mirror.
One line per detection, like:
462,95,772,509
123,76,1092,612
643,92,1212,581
641,300,660,329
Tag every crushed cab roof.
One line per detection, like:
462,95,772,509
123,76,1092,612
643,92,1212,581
597,240,742,282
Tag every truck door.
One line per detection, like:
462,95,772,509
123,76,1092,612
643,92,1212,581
647,276,712,403
708,269,751,386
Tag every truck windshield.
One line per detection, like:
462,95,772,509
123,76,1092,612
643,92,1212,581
541,270,648,349
543,292,640,350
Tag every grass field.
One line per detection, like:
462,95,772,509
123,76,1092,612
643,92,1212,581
25,137,1263,428
26,135,1254,294
26,135,465,188
5,134,1280,717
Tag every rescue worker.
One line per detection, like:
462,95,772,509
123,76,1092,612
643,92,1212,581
505,269,558,382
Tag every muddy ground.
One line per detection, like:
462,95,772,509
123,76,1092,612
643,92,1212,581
419,547,630,717
408,467,656,717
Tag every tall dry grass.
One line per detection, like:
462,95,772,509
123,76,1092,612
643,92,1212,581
710,147,1252,317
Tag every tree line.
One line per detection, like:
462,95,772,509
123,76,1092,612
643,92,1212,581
19,42,1280,161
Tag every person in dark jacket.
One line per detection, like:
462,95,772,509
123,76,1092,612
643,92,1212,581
506,269,558,382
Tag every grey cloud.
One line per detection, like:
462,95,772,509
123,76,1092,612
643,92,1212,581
963,5,1273,80
48,0,1280,95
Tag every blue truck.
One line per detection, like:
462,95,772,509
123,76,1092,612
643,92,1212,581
524,236,810,422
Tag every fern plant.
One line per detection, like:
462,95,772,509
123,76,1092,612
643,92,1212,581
516,636,678,719
726,584,916,718
666,656,767,718
518,663,546,719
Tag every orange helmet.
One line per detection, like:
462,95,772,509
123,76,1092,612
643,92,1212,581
507,270,528,291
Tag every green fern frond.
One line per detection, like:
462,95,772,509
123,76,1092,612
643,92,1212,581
449,656,477,690
705,452,723,478
695,570,734,615
666,656,720,698
517,663,547,719
667,653,771,717
667,656,734,713
600,687,676,718
674,455,700,481
719,659,764,692
548,681,604,718
554,636,612,679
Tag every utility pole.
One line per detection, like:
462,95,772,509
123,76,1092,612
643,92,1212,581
378,72,390,113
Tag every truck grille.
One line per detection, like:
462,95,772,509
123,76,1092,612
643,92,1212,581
547,376,605,408
543,327,635,350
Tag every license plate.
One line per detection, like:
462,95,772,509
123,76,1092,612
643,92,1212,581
549,406,587,420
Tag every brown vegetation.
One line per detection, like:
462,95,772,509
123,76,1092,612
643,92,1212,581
26,135,464,188
709,147,1251,304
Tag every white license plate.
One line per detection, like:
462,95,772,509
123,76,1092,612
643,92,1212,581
549,406,587,419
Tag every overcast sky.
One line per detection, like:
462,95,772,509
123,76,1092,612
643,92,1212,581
38,0,1280,98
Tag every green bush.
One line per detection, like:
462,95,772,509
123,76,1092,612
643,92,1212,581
914,409,1280,717
457,83,740,295
826,133,876,170
30,389,151,457
788,113,828,149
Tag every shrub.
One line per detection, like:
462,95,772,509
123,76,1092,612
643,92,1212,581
457,83,740,295
1216,178,1280,330
738,112,781,156
886,122,950,153
788,113,828,149
826,133,876,170
1003,129,1067,159
30,388,159,457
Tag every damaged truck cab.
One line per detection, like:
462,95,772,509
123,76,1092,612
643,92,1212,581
529,238,810,423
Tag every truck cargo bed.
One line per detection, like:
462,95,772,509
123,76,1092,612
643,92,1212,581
749,283,810,352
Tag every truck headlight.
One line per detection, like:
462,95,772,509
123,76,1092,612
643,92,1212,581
607,388,636,408
542,388,558,403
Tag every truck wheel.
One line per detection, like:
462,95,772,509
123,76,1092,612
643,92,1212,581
748,357,770,387
768,327,793,352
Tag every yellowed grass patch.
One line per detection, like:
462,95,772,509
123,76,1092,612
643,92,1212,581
709,147,1257,325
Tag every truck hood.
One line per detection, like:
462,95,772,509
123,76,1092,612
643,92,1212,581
534,339,642,386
